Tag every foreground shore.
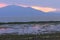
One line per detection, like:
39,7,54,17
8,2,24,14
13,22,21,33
0,32,60,40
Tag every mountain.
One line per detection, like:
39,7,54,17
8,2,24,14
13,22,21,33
0,5,60,22
0,5,44,17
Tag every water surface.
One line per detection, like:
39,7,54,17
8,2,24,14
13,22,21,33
0,23,60,35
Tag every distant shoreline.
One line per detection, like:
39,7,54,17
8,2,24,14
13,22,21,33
0,21,60,24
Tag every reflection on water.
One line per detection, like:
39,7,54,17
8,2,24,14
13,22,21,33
0,23,60,35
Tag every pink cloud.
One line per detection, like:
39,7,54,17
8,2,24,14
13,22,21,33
0,3,57,12
16,4,57,12
31,6,57,12
16,4,29,7
0,3,8,8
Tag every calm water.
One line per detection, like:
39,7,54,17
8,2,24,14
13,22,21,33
0,23,60,35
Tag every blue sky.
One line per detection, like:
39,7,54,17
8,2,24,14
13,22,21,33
0,0,60,8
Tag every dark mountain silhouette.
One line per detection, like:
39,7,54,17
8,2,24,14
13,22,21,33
0,5,60,22
0,5,44,17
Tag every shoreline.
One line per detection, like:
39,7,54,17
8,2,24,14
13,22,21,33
0,21,60,24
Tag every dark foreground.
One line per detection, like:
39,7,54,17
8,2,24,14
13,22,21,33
0,33,60,40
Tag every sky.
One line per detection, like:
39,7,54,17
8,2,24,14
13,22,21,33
0,0,60,12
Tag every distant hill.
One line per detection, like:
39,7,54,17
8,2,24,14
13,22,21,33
0,5,60,22
0,5,44,17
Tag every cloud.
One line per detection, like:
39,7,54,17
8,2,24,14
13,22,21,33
16,4,57,12
31,6,57,12
16,4,29,7
0,3,57,12
0,3,8,8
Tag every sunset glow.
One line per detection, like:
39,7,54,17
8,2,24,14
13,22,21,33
0,3,57,12
16,4,29,7
0,3,8,8
16,4,57,12
31,6,56,12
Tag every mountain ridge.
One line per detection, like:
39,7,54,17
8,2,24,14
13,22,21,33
0,5,60,22
0,5,45,17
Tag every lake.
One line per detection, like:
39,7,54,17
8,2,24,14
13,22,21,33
0,23,60,35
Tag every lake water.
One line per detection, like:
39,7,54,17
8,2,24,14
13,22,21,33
0,23,60,35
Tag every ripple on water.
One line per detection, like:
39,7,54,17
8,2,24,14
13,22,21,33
0,24,60,35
